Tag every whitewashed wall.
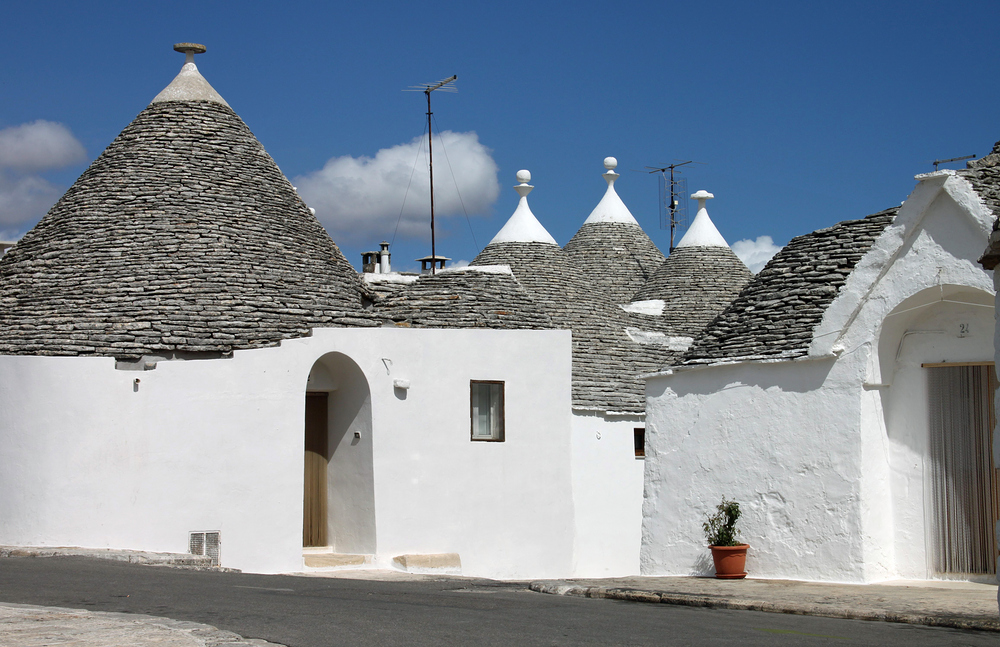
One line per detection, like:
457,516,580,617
0,327,575,579
570,412,645,576
642,356,872,581
642,172,995,583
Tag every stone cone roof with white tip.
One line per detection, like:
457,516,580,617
633,190,751,336
0,46,374,360
472,169,673,414
564,158,665,305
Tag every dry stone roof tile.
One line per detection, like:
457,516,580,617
964,140,1000,223
679,208,897,366
563,222,665,306
472,240,675,414
633,245,752,337
372,268,554,329
0,100,374,360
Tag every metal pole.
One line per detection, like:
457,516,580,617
669,165,676,253
426,89,436,275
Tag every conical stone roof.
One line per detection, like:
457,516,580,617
473,172,672,413
563,158,665,305
632,190,751,336
0,47,373,360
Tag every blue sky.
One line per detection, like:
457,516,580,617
1,1,998,272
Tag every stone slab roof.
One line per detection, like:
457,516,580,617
632,245,752,337
679,208,897,366
373,267,554,329
563,222,665,306
473,240,673,414
0,99,374,360
964,140,1000,222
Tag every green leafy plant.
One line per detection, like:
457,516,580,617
703,497,742,547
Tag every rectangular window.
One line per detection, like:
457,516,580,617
470,380,504,441
634,428,645,458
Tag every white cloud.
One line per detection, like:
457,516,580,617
0,172,63,227
295,131,500,245
731,235,782,273
0,120,87,172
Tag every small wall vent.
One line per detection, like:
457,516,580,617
189,531,221,565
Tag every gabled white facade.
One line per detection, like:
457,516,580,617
641,171,996,583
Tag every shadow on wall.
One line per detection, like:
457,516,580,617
650,358,836,399
691,548,715,577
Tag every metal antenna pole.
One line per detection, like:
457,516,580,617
647,160,698,253
426,88,435,274
407,75,457,275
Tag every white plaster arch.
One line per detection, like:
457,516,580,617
306,351,376,554
871,287,996,580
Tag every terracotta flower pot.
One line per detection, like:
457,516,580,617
710,544,749,579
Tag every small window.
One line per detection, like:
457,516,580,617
634,428,645,458
471,380,504,441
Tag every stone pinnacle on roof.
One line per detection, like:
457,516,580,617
488,170,558,245
583,157,639,225
675,189,730,248
152,42,229,107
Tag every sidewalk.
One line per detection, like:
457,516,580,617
0,602,284,646
529,576,1000,632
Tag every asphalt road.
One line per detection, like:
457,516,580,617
0,557,995,646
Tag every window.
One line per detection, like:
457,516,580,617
471,380,504,441
634,428,645,458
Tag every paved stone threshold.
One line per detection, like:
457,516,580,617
0,602,284,646
530,576,1000,633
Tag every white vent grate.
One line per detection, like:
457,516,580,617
189,531,221,566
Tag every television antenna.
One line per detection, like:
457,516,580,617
405,75,457,274
646,160,703,252
931,154,975,171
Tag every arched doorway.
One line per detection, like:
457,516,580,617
878,286,998,579
303,352,376,554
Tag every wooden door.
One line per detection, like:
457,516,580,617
303,392,329,547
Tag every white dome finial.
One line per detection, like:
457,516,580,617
489,168,556,245
676,189,728,248
603,156,620,187
691,189,714,211
515,169,533,198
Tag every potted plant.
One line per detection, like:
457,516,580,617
703,497,748,579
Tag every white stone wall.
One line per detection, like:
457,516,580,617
570,412,645,576
0,327,576,579
641,356,872,581
642,172,995,583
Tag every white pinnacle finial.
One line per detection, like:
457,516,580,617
691,189,714,212
677,189,727,248
488,169,557,245
515,169,533,198
603,156,619,187
582,156,638,224
152,42,229,107
174,42,206,65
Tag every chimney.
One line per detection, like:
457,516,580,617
379,241,391,273
361,250,379,273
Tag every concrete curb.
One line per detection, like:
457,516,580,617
0,602,285,646
528,582,1000,633
0,546,240,572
